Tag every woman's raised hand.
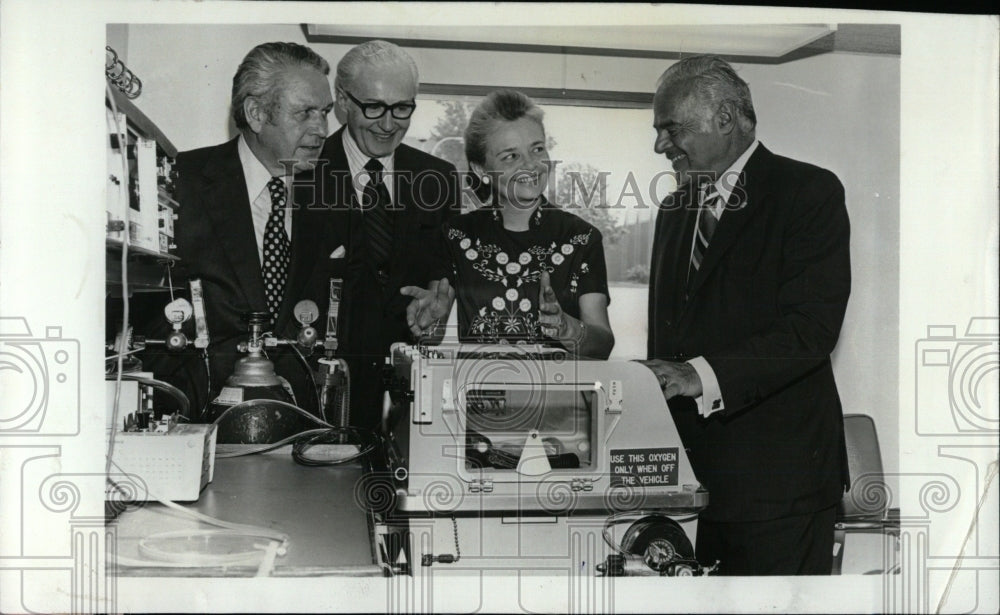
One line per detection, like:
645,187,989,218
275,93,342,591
537,270,567,339
401,278,455,337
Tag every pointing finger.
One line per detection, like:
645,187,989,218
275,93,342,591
539,271,557,304
436,278,452,300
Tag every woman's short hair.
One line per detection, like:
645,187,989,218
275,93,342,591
464,89,545,168
655,55,757,130
231,42,330,130
335,39,419,93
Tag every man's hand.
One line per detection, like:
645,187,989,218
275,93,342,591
538,270,568,339
401,278,454,337
638,359,703,400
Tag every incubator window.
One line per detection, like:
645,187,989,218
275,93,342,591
463,387,595,471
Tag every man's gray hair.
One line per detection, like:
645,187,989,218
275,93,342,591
231,42,330,130
335,39,419,93
656,55,757,130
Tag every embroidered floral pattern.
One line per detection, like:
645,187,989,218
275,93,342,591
448,213,602,343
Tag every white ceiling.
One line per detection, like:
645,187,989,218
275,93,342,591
306,24,837,58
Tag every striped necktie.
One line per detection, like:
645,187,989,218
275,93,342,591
688,182,720,288
362,158,393,270
262,176,290,322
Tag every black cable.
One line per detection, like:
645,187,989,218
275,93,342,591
200,349,212,420
211,398,332,429
287,342,322,417
118,373,191,420
215,428,329,459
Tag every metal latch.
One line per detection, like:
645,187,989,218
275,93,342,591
441,378,454,412
469,478,494,493
570,478,594,492
607,379,623,413
412,369,432,424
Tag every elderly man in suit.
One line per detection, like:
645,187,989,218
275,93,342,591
166,42,341,418
641,55,851,575
318,40,459,430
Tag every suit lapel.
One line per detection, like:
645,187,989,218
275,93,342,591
387,146,417,290
203,140,268,313
672,183,699,313
651,183,698,322
326,129,371,281
323,129,417,295
686,144,773,299
327,128,360,211
275,131,363,334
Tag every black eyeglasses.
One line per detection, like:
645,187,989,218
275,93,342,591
342,89,416,120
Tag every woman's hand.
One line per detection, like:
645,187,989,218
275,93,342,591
401,278,455,337
537,270,568,339
538,271,614,358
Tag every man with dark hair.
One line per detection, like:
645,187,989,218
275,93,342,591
642,55,851,575
318,40,459,430
159,42,340,417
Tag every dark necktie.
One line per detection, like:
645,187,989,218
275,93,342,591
688,182,720,288
362,158,393,268
262,176,290,322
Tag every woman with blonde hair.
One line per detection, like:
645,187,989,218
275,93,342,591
403,89,614,358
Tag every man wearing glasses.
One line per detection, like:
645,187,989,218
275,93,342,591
319,39,459,430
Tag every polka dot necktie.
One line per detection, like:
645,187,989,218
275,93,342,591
362,158,394,268
263,176,290,322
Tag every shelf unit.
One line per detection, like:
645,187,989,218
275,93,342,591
106,84,180,295
107,87,177,157
106,239,181,296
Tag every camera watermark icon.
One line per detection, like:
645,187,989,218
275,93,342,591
1,448,119,614
878,461,998,614
915,317,998,436
0,317,80,435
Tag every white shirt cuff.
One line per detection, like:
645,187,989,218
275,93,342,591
687,356,725,417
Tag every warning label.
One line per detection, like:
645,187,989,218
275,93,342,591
609,447,679,488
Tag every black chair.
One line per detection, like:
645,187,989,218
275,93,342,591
833,413,901,574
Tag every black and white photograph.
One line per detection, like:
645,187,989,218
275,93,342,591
0,2,997,613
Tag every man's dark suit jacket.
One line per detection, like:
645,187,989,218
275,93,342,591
145,137,343,415
647,143,851,523
314,126,459,429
